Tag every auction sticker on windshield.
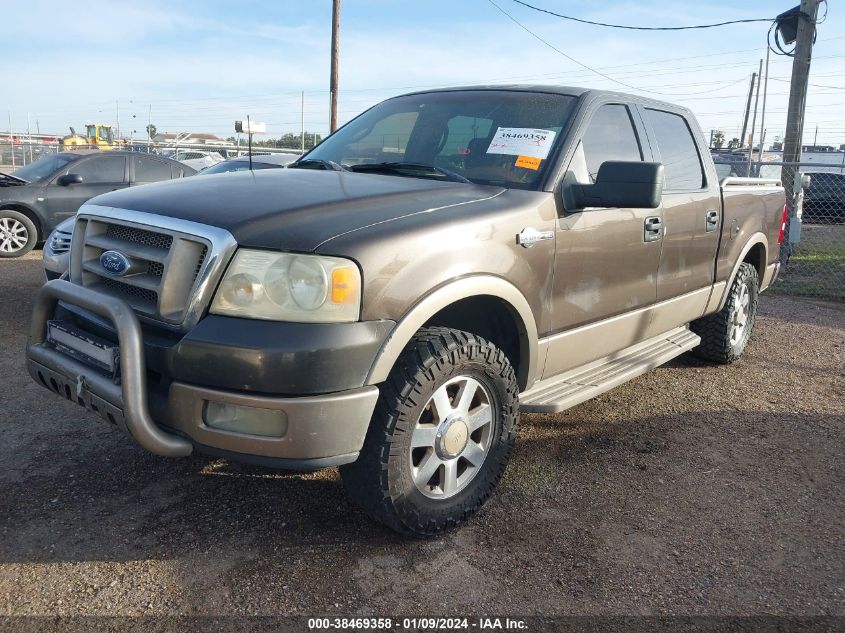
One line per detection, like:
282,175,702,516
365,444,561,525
486,127,557,159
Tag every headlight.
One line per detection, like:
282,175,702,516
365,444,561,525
210,249,361,323
47,217,75,254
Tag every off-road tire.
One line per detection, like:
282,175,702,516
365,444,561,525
0,210,38,258
691,262,759,364
340,327,519,536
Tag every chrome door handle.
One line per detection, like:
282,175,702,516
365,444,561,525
644,216,662,242
705,209,719,232
517,227,554,248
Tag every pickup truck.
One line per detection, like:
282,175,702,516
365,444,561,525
25,86,786,536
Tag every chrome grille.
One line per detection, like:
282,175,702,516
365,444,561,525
69,209,237,329
105,224,173,250
98,277,159,307
193,247,208,281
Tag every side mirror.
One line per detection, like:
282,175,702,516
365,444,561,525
572,161,664,210
57,174,83,186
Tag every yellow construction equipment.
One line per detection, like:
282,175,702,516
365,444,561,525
61,124,123,150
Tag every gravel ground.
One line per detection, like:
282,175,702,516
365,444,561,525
0,253,843,619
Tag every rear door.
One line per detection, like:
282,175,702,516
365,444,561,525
640,107,721,329
43,154,129,224
545,102,663,377
130,154,181,186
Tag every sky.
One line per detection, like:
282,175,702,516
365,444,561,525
3,0,844,147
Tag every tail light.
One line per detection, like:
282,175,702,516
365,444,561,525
777,204,788,244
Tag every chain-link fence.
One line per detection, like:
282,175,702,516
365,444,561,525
777,162,845,302
3,143,843,301
0,142,63,171
0,140,302,174
0,141,157,172
714,156,844,302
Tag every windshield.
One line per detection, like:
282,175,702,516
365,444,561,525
200,161,282,175
10,154,75,183
303,90,578,189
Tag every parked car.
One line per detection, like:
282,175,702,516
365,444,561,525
0,151,195,257
169,150,224,171
26,86,785,535
198,153,300,174
42,216,74,280
802,171,845,224
42,153,302,279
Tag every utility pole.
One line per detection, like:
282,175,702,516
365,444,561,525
26,112,32,163
329,0,341,133
747,59,763,171
116,100,120,140
780,0,822,260
782,0,821,176
7,112,13,168
812,125,818,149
147,104,152,151
301,91,305,152
740,71,757,149
759,46,770,154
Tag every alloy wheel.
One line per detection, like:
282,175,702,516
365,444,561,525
729,283,751,346
409,375,495,499
0,217,29,254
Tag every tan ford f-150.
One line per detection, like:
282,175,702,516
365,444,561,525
26,86,786,535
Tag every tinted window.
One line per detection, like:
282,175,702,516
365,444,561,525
334,111,419,164
644,109,705,190
69,156,126,183
581,104,643,181
133,156,173,182
13,154,75,182
304,91,578,190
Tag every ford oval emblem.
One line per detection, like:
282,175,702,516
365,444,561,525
100,250,131,276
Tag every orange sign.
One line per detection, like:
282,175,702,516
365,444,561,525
515,155,542,170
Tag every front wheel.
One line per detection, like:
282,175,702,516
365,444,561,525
0,210,38,258
340,327,519,536
691,262,759,363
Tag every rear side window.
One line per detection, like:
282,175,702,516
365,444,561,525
644,109,705,190
70,156,126,183
581,104,643,181
134,156,173,183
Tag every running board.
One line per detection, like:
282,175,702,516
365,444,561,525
520,327,701,413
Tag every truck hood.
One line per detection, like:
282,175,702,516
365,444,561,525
88,169,504,252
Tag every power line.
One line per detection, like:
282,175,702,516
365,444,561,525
485,0,746,96
770,77,845,90
510,0,774,31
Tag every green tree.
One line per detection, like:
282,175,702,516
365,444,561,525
145,123,157,138
727,137,741,149
713,130,725,149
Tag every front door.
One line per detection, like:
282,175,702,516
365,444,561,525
44,154,129,227
544,102,663,377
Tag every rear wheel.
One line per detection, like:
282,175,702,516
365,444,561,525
340,327,519,536
691,262,759,363
0,210,37,258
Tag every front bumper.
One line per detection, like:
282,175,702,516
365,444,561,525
26,280,380,469
42,246,69,280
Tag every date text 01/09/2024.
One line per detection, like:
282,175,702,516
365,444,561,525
306,617,528,630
